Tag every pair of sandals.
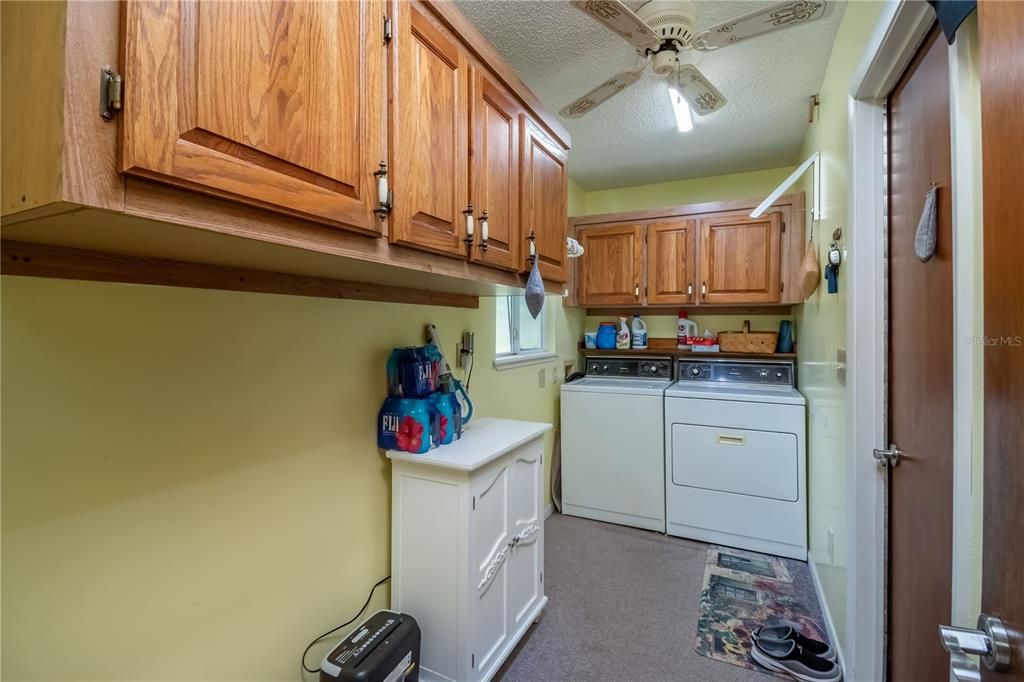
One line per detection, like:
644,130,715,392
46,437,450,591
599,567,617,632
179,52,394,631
750,625,841,682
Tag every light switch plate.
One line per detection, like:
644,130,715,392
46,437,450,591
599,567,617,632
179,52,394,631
538,368,546,388
836,347,847,386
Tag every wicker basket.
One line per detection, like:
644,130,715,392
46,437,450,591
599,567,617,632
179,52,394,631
718,320,779,354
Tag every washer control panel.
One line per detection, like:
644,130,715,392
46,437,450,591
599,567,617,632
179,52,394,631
586,357,672,379
677,359,794,386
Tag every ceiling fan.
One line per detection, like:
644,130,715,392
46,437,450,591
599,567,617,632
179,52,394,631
560,0,834,129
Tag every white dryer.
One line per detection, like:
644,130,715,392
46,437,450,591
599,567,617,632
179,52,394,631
664,358,807,560
560,356,673,532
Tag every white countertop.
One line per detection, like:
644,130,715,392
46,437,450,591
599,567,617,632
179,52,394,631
386,417,552,472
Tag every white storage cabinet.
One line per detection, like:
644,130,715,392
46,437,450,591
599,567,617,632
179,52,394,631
388,418,551,682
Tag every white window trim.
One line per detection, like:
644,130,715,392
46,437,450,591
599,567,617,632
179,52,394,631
495,295,552,368
493,350,558,371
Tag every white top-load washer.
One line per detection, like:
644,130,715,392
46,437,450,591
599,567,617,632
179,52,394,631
560,356,673,532
664,358,807,560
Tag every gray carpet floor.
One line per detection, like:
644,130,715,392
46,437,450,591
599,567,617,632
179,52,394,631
495,513,768,682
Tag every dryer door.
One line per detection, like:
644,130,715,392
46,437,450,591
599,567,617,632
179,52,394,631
671,423,799,502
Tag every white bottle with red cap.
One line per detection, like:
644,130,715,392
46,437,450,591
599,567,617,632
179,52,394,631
677,311,698,349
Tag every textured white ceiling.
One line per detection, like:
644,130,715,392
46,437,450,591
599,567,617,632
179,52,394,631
455,0,847,190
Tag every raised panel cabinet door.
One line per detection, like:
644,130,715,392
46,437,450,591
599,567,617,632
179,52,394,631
699,213,782,304
520,116,569,283
507,442,543,635
577,224,644,306
470,458,512,678
121,0,386,234
469,68,521,271
646,219,697,305
391,1,469,258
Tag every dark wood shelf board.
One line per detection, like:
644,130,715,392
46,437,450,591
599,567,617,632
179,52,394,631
1,240,480,308
579,305,793,316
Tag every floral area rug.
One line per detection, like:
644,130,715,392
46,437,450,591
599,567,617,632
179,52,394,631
695,546,831,675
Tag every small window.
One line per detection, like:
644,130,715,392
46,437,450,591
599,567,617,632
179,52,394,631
495,296,546,357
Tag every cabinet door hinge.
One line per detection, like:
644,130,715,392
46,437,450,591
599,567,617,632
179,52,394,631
781,220,786,233
99,65,123,121
780,281,784,293
472,496,476,511
471,654,475,668
383,16,393,43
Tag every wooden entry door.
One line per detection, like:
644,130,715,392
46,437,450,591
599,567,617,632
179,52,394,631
121,0,386,234
886,26,954,682
977,2,1024,679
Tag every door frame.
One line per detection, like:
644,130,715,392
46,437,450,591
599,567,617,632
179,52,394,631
846,2,985,680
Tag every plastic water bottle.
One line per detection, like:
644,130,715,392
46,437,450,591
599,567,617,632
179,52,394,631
631,315,648,349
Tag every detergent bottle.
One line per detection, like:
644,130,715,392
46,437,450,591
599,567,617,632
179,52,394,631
631,314,648,349
677,311,698,349
616,316,631,349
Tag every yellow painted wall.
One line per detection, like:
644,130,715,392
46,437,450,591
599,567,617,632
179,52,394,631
1,276,584,681
581,166,796,215
793,0,885,652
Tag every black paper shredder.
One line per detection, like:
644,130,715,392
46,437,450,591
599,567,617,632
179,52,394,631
319,610,420,682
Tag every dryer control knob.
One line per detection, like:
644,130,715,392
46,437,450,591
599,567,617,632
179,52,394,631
689,366,702,377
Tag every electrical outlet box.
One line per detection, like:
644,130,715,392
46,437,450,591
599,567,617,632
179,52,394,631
836,347,847,386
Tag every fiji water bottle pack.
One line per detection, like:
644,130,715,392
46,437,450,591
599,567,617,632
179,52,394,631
378,346,463,454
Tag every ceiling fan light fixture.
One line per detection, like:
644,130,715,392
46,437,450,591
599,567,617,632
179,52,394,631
668,87,693,132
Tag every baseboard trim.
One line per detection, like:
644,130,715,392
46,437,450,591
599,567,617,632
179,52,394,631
808,559,846,677
544,503,554,520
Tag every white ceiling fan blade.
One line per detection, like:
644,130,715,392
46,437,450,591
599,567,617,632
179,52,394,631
671,65,727,116
570,0,662,51
559,69,643,119
693,0,834,51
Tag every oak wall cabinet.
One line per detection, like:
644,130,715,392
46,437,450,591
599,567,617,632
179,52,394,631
0,0,571,305
645,219,697,306
700,213,782,304
392,1,469,258
469,68,522,272
570,194,804,309
577,223,644,306
520,117,569,283
120,0,386,235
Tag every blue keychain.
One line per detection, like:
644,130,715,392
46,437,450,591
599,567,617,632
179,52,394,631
824,237,842,294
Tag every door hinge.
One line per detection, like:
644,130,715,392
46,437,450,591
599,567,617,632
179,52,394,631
472,496,476,510
383,16,393,43
471,654,475,668
540,570,543,584
99,65,122,121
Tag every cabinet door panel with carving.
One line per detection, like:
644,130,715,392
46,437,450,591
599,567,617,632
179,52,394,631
699,213,782,304
470,69,521,271
520,117,568,283
646,220,697,305
577,224,644,306
391,1,469,257
121,0,385,234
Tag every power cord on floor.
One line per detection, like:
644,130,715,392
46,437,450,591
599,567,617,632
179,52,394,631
300,575,391,674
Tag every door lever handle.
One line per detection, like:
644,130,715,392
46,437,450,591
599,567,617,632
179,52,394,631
940,615,1012,681
872,444,903,467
